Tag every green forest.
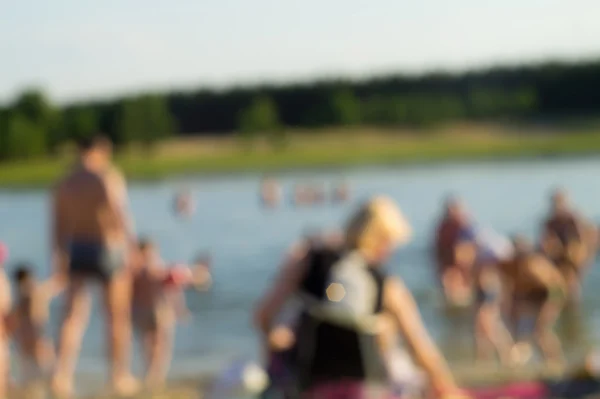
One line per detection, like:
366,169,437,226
1,59,599,161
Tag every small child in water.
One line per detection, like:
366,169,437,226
132,239,190,389
6,264,62,387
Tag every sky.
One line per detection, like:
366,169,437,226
1,0,600,104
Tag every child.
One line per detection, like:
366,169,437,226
132,239,189,389
6,264,61,387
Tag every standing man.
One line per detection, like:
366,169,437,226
50,135,139,397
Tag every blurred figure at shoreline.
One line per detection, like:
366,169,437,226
174,188,195,218
132,239,190,390
455,228,515,365
540,189,590,303
51,135,139,397
502,235,567,367
6,264,62,393
255,196,466,398
260,177,282,209
434,196,474,307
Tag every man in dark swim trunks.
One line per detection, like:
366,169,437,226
540,189,589,302
50,135,139,397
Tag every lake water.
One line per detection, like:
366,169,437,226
2,158,600,392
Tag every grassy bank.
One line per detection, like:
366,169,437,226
3,124,600,187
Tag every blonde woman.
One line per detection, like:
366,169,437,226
255,196,465,398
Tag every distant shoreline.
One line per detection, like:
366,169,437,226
2,125,600,188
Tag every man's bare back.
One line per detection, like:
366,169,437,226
54,164,128,280
52,135,139,397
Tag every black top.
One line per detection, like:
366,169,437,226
294,246,388,390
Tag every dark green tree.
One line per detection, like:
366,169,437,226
238,96,283,148
330,90,361,126
114,95,174,149
64,107,98,142
2,113,46,160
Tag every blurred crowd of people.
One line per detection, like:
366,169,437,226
0,135,211,398
1,133,597,399
254,187,600,398
434,190,598,367
260,178,350,208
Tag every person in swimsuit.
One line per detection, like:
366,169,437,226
434,196,474,307
331,181,350,204
173,189,195,218
473,260,513,366
456,228,515,365
260,177,282,209
51,135,139,398
540,189,589,302
0,242,11,398
503,235,567,367
255,197,467,399
132,239,189,389
5,265,62,390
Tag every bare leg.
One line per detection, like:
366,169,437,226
145,323,173,389
475,309,494,364
52,277,91,398
490,310,514,366
0,335,8,399
102,270,139,396
535,302,564,365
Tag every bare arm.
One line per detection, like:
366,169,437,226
253,240,310,335
529,256,566,292
108,169,136,243
51,184,68,277
540,221,563,257
383,277,458,395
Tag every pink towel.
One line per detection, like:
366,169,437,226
467,381,548,399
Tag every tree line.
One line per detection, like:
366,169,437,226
1,59,600,161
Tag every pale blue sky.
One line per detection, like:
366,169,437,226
1,0,599,104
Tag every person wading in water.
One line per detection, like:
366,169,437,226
50,135,139,397
540,189,589,303
255,196,467,398
434,197,474,307
502,235,567,367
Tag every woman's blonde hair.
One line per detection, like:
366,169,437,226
344,196,412,256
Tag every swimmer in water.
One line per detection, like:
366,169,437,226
292,183,324,207
310,183,326,205
462,230,515,366
540,189,589,302
260,177,281,208
503,235,567,366
174,189,195,217
6,264,62,389
132,239,190,389
331,181,350,203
